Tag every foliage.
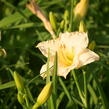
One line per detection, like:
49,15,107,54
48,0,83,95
0,0,109,109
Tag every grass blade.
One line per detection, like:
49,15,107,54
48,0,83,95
0,81,15,90
94,77,109,109
0,9,31,28
52,53,58,109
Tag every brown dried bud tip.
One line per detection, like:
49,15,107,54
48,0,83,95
26,0,55,39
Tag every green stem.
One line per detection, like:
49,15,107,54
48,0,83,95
94,76,109,109
69,0,74,31
26,75,40,86
71,70,85,105
59,77,84,107
26,87,35,103
46,49,55,109
83,70,88,108
52,53,58,109
70,72,74,96
59,77,72,101
46,48,50,84
49,96,55,109
87,84,98,104
32,102,39,109
24,94,30,108
71,96,84,107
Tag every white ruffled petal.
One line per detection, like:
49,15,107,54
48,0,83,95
59,32,88,49
57,65,76,78
36,39,59,57
40,63,53,78
77,49,99,68
40,64,48,78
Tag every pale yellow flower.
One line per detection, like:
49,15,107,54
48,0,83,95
37,32,99,78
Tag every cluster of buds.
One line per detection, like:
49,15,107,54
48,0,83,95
14,71,52,108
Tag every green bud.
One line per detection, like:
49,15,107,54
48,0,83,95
74,0,89,21
0,48,7,57
13,72,24,92
60,20,65,29
32,82,52,109
64,10,69,20
64,10,69,31
49,12,57,32
88,41,96,50
79,20,87,32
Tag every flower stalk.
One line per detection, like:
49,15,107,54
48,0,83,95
83,70,88,108
71,70,85,104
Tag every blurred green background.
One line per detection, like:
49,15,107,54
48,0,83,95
0,0,109,109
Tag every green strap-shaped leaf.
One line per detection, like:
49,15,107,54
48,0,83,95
0,81,15,90
0,9,31,28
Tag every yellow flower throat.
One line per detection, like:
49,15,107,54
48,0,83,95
58,44,74,67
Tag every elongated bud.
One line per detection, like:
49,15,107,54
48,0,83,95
26,0,55,39
49,12,57,32
17,92,25,105
13,72,24,92
32,82,52,109
79,20,87,32
64,10,69,31
88,41,96,50
74,0,89,21
64,10,69,20
0,48,7,57
60,20,65,29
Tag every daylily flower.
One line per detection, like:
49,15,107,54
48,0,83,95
37,32,99,78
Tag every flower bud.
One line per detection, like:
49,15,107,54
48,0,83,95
64,10,69,31
88,41,96,50
32,82,52,109
26,0,55,39
64,10,69,20
0,48,7,57
49,12,57,32
60,20,65,29
13,72,24,92
74,0,89,21
79,20,87,32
